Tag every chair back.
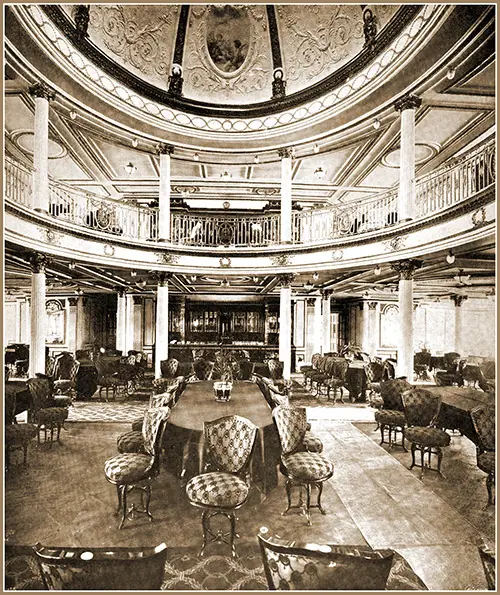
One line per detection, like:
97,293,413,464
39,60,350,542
53,353,76,380
267,359,284,380
478,542,496,590
273,405,308,456
141,407,171,458
327,357,349,380
125,354,136,365
34,542,167,590
471,404,496,451
414,351,432,366
444,352,461,371
193,358,214,380
204,415,257,475
149,389,177,410
311,353,321,369
238,359,254,380
68,360,80,383
160,357,180,379
27,377,53,411
258,534,394,590
379,379,413,411
402,388,442,427
46,356,57,378
365,360,384,383
256,377,274,409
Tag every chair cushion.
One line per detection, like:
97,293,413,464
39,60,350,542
323,378,344,388
478,452,495,474
5,424,37,445
302,432,324,453
282,452,334,482
116,431,146,454
375,410,406,426
53,380,73,392
186,472,249,508
104,453,154,484
131,418,143,432
37,408,68,424
53,395,72,408
405,427,451,448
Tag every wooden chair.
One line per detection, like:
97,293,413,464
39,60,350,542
471,404,495,505
26,378,69,448
374,379,413,450
5,390,37,469
34,542,167,590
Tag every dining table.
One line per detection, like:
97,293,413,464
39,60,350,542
344,360,367,402
415,385,495,444
162,380,280,494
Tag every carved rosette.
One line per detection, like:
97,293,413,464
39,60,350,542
28,81,56,102
391,259,422,280
451,295,468,307
103,244,115,256
156,252,179,264
394,94,422,112
219,257,231,268
331,249,344,261
270,254,292,266
30,253,50,273
278,273,295,288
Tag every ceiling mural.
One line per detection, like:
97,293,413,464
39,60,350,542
183,5,272,104
86,5,179,90
277,4,399,95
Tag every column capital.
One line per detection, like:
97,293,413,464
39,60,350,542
68,297,78,307
28,81,56,102
115,287,127,297
278,273,295,288
156,143,174,156
367,301,378,310
394,93,422,113
133,295,143,305
306,297,316,307
391,259,422,280
278,147,293,159
321,289,332,300
451,294,468,307
30,252,50,273
153,271,172,287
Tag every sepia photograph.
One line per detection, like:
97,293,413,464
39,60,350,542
4,3,496,591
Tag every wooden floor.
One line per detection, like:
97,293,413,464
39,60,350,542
4,411,494,591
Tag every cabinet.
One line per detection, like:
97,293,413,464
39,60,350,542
186,305,265,343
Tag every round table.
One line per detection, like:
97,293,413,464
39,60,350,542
163,380,280,493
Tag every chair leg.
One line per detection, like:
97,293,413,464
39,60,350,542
116,485,123,514
22,443,29,465
304,483,312,526
316,481,326,515
409,443,416,469
229,512,238,557
282,479,293,515
419,447,425,479
379,424,386,446
486,473,494,505
118,486,128,530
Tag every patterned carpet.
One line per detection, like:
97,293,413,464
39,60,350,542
5,544,427,591
67,400,147,422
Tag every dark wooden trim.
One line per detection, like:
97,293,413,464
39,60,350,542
172,5,189,66
266,5,282,70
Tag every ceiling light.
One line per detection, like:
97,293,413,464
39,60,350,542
124,162,137,175
221,279,230,287
68,261,76,270
190,274,197,282
181,189,191,199
193,153,199,161
131,138,138,148
304,280,314,291
313,144,320,154
446,66,456,80
130,271,137,277
69,110,77,120
220,171,232,181
74,287,84,296
446,251,455,264
314,167,326,180
313,272,319,281
454,269,471,285
253,276,259,283
374,264,381,276
372,118,381,130
137,279,147,288
254,155,260,164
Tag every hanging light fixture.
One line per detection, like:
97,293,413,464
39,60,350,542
446,251,456,264
254,155,260,164
446,66,456,80
190,274,197,282
374,264,381,276
313,271,319,281
193,152,200,161
124,162,137,175
137,279,147,288
372,118,381,130
314,167,326,180
130,270,137,277
68,261,76,270
303,280,314,290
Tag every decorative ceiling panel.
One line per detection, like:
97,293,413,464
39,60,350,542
48,155,92,181
182,5,273,104
91,138,158,178
455,61,496,96
416,109,479,147
357,164,400,189
277,4,399,96
4,97,33,133
294,147,358,183
86,5,179,92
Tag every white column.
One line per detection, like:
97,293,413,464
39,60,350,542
361,302,370,354
322,291,332,354
393,260,420,380
29,254,48,376
76,296,87,350
124,294,135,355
20,299,30,344
313,296,323,354
367,302,378,356
155,274,170,379
278,275,293,380
394,94,421,222
279,148,292,243
67,297,78,355
116,291,126,354
133,295,143,351
452,295,467,355
157,143,173,241
29,83,55,213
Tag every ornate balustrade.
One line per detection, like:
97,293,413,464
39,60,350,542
5,139,495,248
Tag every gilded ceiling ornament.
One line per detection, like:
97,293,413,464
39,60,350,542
270,254,292,266
156,252,179,264
219,256,231,268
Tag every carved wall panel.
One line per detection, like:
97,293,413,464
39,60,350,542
87,5,179,90
183,5,272,104
277,4,399,95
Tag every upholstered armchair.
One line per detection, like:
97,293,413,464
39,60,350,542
402,388,451,478
267,358,284,380
273,405,334,525
34,543,167,590
52,359,80,401
414,350,432,381
186,415,257,557
160,357,180,379
193,358,214,381
320,357,349,402
26,378,69,447
104,407,171,529
94,357,126,401
302,353,321,389
5,389,37,469
374,379,413,450
365,360,385,405
258,532,394,590
471,404,495,505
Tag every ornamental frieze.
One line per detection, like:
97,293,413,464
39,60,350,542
270,254,293,267
156,252,179,264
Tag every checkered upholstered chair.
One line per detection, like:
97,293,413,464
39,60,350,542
186,415,257,557
365,360,385,405
267,358,284,380
193,358,214,381
52,359,80,401
27,378,69,448
94,357,126,402
273,405,334,525
374,379,413,450
471,404,495,505
160,357,180,379
321,357,349,402
302,353,321,389
402,388,451,478
34,543,167,590
5,389,37,470
478,541,496,590
258,532,394,590
104,407,170,529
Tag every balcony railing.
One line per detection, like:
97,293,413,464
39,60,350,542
5,139,494,248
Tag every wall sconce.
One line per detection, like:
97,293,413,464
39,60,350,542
68,261,76,270
130,271,137,277
313,143,320,154
69,110,77,120
372,118,381,130
193,152,199,161
124,162,137,175
314,167,326,180
313,271,319,281
374,264,381,276
446,251,455,264
446,66,456,80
